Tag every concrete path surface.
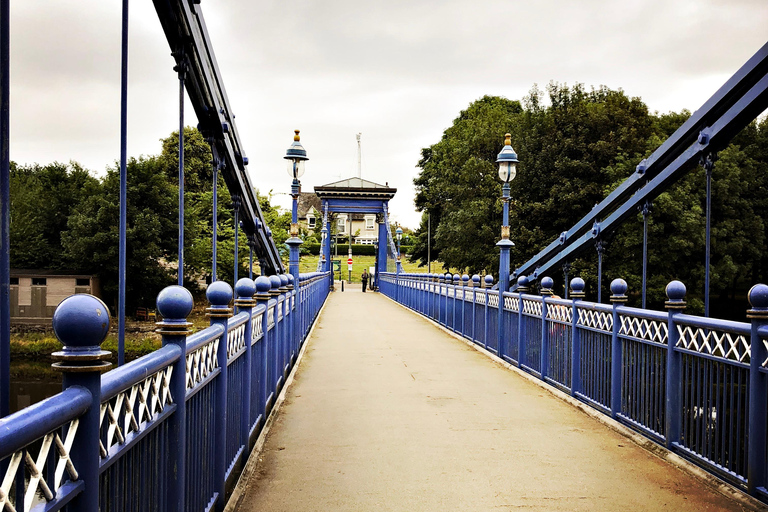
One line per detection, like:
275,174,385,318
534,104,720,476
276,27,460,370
232,289,761,511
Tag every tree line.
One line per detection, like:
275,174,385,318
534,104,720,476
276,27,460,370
410,84,768,317
9,127,290,312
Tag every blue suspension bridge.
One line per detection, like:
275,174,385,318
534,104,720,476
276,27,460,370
1,1,768,510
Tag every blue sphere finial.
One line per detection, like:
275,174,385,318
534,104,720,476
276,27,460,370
269,275,282,290
206,280,232,307
541,276,554,289
665,280,687,309
279,274,289,288
748,284,768,310
517,275,529,288
157,285,194,323
287,274,295,286
255,276,272,294
453,274,460,283
484,275,494,286
570,277,585,294
52,294,111,349
472,274,481,285
235,278,256,299
610,278,628,297
462,274,470,284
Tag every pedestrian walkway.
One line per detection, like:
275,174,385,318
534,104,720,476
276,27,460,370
230,288,760,511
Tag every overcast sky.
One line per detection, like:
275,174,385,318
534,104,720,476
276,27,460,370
8,0,768,228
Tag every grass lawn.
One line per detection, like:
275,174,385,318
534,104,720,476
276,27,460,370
299,254,444,283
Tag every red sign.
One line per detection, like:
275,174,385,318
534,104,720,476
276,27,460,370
347,257,353,265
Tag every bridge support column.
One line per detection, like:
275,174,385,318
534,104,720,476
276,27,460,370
207,281,233,512
377,216,388,277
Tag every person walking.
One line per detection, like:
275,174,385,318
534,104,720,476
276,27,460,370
361,269,369,293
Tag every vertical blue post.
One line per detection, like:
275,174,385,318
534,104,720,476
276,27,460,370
377,216,388,277
0,0,9,419
287,275,297,362
517,276,529,368
211,157,219,282
155,286,192,512
279,275,290,378
248,236,254,280
540,277,553,380
207,280,232,511
498,178,514,360
641,201,650,309
176,59,186,286
747,284,768,493
462,274,469,337
703,154,714,317
51,295,113,510
485,275,493,351
117,0,129,367
287,170,302,357
452,274,460,331
610,279,628,418
233,195,240,284
596,240,604,303
570,278,585,396
255,276,271,422
665,280,686,449
562,263,570,300
235,278,255,452
268,275,282,405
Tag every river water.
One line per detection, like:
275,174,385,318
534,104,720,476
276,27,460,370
9,361,62,414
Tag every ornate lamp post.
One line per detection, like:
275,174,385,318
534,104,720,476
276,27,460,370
496,133,518,292
284,130,308,283
496,133,518,358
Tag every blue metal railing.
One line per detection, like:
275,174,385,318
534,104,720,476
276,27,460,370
0,271,330,512
382,271,768,501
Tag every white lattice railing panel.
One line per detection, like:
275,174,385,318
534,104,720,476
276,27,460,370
227,324,246,360
186,339,219,391
1,418,80,512
503,296,519,312
619,316,668,345
522,299,542,317
100,367,173,458
547,304,572,323
764,339,768,369
475,293,487,305
252,315,264,343
676,325,750,363
577,308,613,332
488,294,499,308
267,308,275,329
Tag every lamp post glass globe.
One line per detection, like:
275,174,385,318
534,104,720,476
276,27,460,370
495,133,518,183
396,227,403,241
284,129,308,180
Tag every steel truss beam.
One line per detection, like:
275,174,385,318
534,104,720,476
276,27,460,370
152,0,284,275
513,42,768,286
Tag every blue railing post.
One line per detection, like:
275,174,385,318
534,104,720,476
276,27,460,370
287,275,298,362
461,274,469,336
540,277,553,381
517,275,529,369
255,276,271,420
207,280,232,511
452,274,460,332
235,278,255,452
471,275,480,341
570,278,585,396
154,285,192,512
610,279,628,419
51,295,113,511
485,275,493,352
268,275,282,401
747,284,768,493
279,274,290,380
665,280,686,450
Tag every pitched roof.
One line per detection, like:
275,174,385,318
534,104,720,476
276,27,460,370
317,177,394,190
297,192,322,218
315,177,397,199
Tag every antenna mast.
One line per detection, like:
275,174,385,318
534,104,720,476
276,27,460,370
356,132,362,179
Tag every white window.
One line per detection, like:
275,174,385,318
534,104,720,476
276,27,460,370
365,216,375,230
337,216,346,233
307,215,316,228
